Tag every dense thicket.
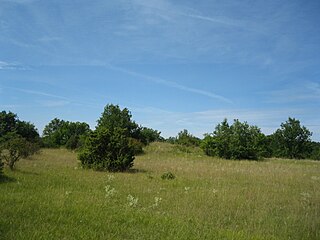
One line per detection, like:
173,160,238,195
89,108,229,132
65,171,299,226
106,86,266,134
42,119,91,149
201,119,266,160
201,117,316,160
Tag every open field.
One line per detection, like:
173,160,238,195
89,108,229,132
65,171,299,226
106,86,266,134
1,142,320,240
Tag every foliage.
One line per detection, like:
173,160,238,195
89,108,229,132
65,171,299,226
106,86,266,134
97,104,138,136
0,134,37,170
175,129,201,147
0,155,3,176
161,171,175,180
202,119,266,160
201,134,217,156
309,142,320,160
138,127,163,145
96,104,163,151
271,117,312,159
78,127,135,171
0,111,40,143
128,138,144,155
42,118,91,149
166,137,176,144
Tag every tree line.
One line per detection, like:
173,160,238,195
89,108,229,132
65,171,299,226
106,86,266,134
1,104,319,176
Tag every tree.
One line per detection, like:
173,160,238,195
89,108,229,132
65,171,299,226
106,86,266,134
0,111,17,137
97,104,138,137
0,134,35,170
271,118,312,159
229,120,266,160
42,118,90,149
42,118,66,147
0,111,40,143
202,119,266,160
176,129,201,147
138,127,162,145
78,127,134,171
0,111,40,170
212,119,232,158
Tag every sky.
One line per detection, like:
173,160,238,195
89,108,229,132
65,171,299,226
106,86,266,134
0,0,320,140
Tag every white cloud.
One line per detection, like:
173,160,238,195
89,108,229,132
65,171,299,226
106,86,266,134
0,61,29,70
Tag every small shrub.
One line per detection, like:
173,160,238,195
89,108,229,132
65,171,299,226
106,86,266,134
161,171,175,180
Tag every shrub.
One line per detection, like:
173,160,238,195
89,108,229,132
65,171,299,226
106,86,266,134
161,171,175,180
0,135,37,170
78,127,135,171
176,129,201,147
202,119,266,160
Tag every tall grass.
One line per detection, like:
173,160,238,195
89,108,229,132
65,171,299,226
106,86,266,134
1,142,319,239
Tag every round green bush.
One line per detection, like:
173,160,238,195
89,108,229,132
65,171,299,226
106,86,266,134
78,127,135,172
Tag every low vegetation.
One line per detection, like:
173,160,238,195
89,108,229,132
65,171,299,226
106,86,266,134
1,143,319,239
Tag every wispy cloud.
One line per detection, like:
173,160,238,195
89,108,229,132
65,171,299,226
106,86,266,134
39,100,70,107
38,36,62,42
7,87,69,100
0,61,29,70
263,81,320,103
106,64,233,103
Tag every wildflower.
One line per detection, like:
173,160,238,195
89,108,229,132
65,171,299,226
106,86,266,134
105,185,116,198
127,194,138,207
106,174,115,183
151,197,162,208
65,191,72,196
184,187,190,193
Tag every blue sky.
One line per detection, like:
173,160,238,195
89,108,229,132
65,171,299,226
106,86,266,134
0,0,320,140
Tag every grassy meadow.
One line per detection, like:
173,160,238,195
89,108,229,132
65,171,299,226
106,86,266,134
0,142,319,240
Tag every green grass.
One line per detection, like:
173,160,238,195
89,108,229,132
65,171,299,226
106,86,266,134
1,142,320,239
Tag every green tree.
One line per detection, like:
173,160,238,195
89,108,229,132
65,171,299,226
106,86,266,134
229,120,266,160
271,118,312,159
42,118,90,149
0,111,40,143
0,111,17,137
139,127,162,145
212,119,232,158
97,104,138,137
0,134,36,170
176,129,200,147
78,127,134,171
202,119,266,160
